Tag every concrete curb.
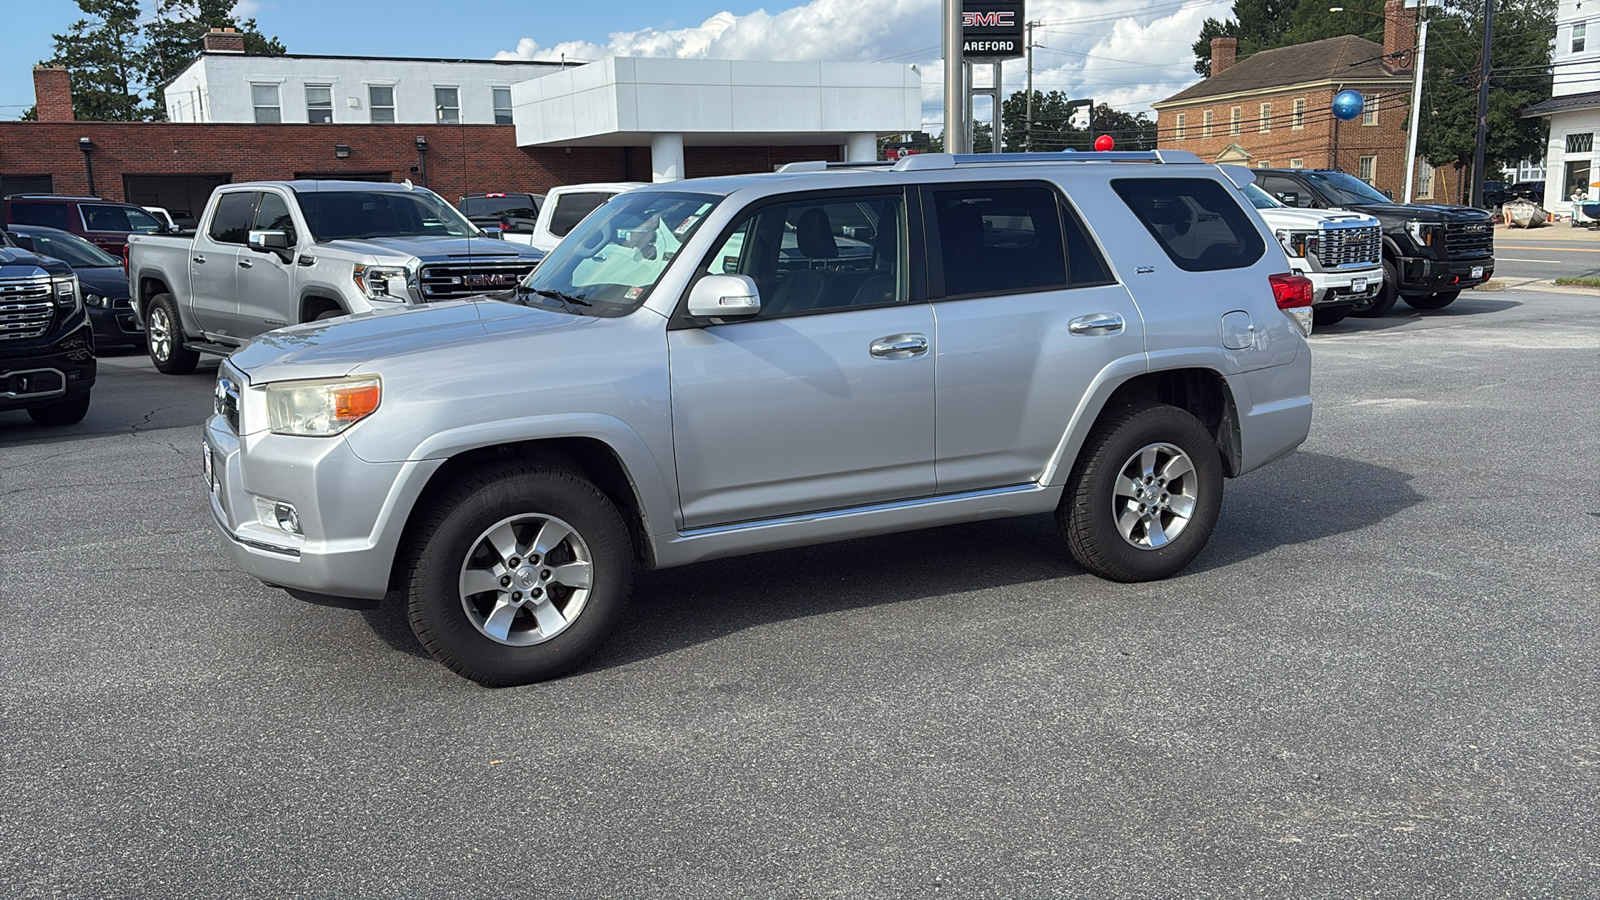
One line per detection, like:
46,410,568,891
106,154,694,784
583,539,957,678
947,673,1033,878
1474,277,1600,295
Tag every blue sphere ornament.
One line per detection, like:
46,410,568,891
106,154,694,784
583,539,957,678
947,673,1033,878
1331,89,1365,121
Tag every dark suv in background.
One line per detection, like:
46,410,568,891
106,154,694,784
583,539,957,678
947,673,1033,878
0,228,95,425
459,191,544,238
2,194,171,253
1253,168,1494,317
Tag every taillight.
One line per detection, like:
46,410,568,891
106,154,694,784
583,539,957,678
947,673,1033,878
1269,272,1314,336
122,242,130,275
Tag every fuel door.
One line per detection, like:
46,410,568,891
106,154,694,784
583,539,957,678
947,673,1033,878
1221,310,1255,350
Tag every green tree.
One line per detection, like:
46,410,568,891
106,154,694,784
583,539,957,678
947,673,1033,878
42,0,146,121
143,0,286,118
999,93,1156,152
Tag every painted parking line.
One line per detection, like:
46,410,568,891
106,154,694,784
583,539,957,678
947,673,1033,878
1497,257,1563,263
1493,245,1600,252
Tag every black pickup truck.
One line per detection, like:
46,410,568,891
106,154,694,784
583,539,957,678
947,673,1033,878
0,228,95,425
1254,168,1494,317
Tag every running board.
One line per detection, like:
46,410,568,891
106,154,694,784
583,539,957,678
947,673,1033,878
651,483,1062,569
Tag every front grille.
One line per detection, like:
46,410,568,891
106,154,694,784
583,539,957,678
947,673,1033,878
0,276,55,341
1318,226,1381,269
418,259,539,300
1446,221,1494,256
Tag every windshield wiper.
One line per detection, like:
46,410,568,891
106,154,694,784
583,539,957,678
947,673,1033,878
527,287,593,311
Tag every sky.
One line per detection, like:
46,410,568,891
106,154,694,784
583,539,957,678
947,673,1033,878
0,0,1230,127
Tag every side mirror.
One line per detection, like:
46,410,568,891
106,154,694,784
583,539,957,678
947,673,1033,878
249,229,290,251
1278,192,1299,206
687,274,761,319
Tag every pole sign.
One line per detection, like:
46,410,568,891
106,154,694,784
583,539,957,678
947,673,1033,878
963,0,1025,58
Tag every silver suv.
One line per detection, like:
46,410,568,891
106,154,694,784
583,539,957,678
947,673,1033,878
205,151,1314,686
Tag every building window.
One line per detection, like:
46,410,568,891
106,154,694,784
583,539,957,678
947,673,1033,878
251,83,280,123
305,84,332,124
1575,22,1587,54
434,86,460,124
1416,159,1434,198
1203,109,1213,139
1293,98,1305,130
1362,94,1378,126
1230,106,1241,136
1566,132,1593,153
369,85,395,123
1564,158,1592,201
1175,113,1186,142
1259,102,1271,133
1359,155,1377,184
1290,157,1304,168
492,86,513,125
1256,160,1270,168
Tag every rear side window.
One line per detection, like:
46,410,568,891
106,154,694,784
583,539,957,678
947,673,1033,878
209,192,259,244
8,202,72,231
549,192,613,238
1112,178,1265,272
930,185,1068,297
82,204,162,234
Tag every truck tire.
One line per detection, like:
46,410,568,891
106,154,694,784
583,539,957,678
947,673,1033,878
1059,403,1224,583
403,464,634,686
1404,289,1460,310
27,392,91,426
1313,305,1351,326
145,293,200,375
1350,259,1400,317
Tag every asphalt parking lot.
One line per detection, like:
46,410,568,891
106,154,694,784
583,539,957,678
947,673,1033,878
3,289,1597,899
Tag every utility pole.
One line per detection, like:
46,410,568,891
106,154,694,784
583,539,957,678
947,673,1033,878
1025,19,1036,151
943,0,968,154
1403,6,1429,202
1469,0,1497,208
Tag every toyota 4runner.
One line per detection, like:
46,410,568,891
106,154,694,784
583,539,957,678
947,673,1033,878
204,151,1315,686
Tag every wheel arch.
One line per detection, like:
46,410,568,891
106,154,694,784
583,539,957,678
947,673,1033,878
136,271,172,319
299,293,345,323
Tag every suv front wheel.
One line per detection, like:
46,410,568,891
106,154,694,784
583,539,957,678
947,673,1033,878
1060,403,1224,582
404,465,634,686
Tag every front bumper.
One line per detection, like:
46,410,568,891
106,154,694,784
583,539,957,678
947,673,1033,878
0,321,96,413
89,300,143,348
1399,256,1494,295
1305,267,1382,308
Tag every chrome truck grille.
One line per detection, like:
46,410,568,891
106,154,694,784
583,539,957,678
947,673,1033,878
1318,226,1382,269
418,260,540,300
0,276,55,341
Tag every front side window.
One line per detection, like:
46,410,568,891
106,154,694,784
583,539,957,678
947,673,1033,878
702,192,905,317
252,83,281,123
1361,94,1378,126
1112,177,1265,272
1299,170,1391,204
253,192,298,245
297,189,478,240
369,85,395,123
518,191,720,317
82,204,162,234
492,86,513,125
306,84,333,124
435,86,460,124
930,184,1108,297
209,192,259,244
1575,22,1587,53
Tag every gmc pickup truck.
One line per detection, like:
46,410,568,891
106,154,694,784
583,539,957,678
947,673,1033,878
1254,168,1494,317
126,180,546,374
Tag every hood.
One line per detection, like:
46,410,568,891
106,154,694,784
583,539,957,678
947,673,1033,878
1332,202,1493,223
0,246,71,277
73,266,130,298
227,297,596,383
316,235,545,262
1256,207,1378,231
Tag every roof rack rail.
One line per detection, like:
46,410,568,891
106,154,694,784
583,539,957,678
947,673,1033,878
892,150,1204,171
774,160,895,173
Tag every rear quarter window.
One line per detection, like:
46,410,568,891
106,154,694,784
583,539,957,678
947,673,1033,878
8,202,72,231
1112,177,1265,272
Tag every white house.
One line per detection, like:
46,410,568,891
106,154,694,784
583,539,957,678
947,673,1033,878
1524,0,1600,216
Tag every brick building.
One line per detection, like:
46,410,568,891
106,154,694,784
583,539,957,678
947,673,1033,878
1153,0,1462,204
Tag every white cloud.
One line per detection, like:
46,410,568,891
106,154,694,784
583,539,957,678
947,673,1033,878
495,0,1230,126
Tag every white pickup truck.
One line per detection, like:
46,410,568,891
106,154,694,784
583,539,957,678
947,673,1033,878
126,179,546,374
497,182,645,252
1231,176,1383,327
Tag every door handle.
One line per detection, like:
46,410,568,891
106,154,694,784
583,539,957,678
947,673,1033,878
1068,313,1125,336
238,259,253,269
869,333,929,359
192,255,206,264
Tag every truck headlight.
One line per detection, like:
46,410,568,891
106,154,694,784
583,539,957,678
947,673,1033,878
1405,221,1445,250
353,264,409,299
264,375,381,436
52,276,81,311
1275,230,1318,259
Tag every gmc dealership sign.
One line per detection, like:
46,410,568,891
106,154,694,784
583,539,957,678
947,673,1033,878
963,0,1025,59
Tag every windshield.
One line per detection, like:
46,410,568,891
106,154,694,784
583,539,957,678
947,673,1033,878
21,229,120,267
297,189,479,240
1302,171,1391,205
1242,183,1284,210
517,191,720,317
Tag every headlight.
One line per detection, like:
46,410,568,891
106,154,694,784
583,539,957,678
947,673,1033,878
84,292,105,308
1275,230,1318,259
264,375,381,436
52,276,81,310
1405,221,1444,250
352,264,408,299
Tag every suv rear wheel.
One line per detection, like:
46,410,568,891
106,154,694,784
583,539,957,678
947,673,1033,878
404,465,633,686
1059,403,1223,582
145,293,200,375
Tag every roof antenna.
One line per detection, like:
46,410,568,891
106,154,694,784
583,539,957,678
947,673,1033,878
401,179,414,190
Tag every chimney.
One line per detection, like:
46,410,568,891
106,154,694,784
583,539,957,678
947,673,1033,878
1211,36,1237,77
33,67,75,122
203,27,246,54
1384,0,1417,70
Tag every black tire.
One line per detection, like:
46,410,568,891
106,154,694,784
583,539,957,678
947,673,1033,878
145,293,200,375
1350,259,1400,318
404,465,634,686
1312,305,1351,327
1404,289,1460,310
1059,403,1224,582
27,392,91,426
